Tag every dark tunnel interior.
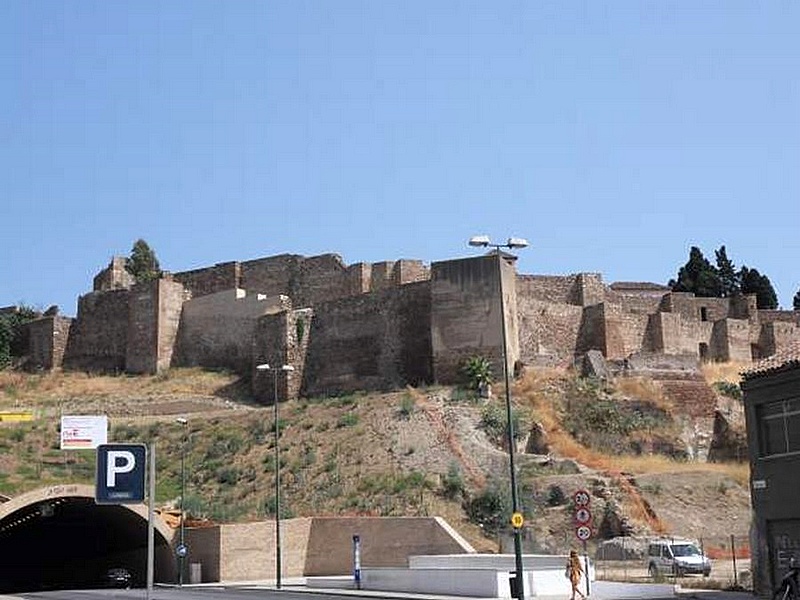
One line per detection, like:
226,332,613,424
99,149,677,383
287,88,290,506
0,497,175,593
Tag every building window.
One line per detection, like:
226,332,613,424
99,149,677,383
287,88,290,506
700,307,709,322
759,398,800,457
699,343,709,361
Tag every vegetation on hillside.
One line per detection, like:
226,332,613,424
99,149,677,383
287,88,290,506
0,365,750,553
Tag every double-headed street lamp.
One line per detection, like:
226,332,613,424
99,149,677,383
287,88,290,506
468,235,529,600
255,363,295,590
175,417,188,586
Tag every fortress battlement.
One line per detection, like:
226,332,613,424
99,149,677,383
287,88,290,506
20,250,800,401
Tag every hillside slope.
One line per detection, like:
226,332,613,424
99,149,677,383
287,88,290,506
0,366,751,554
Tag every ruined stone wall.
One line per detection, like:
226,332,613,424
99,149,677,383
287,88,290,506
173,261,241,298
176,289,290,374
431,256,518,384
517,298,583,366
24,316,72,371
759,310,800,326
576,273,605,306
126,281,159,374
575,304,606,356
300,281,432,396
156,280,186,372
647,312,701,355
62,290,130,372
711,319,752,362
605,289,666,315
93,257,134,292
293,254,352,306
602,303,651,360
517,274,581,305
758,321,799,358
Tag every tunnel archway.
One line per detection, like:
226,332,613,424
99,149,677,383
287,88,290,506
0,484,176,593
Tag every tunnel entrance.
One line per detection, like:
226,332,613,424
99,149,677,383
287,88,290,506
0,485,175,593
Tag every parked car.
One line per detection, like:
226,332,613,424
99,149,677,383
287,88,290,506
646,538,711,577
104,568,132,588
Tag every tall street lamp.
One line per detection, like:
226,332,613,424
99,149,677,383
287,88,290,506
256,363,295,590
468,235,529,600
175,417,188,586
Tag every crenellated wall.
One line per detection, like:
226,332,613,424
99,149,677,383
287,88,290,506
21,249,800,391
173,261,241,298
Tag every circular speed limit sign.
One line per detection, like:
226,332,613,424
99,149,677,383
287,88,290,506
575,525,592,541
573,490,591,507
575,507,592,525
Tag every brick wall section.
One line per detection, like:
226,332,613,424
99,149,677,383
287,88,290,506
218,518,313,581
126,281,159,374
24,316,72,371
294,254,352,306
576,273,605,306
517,274,581,305
711,319,752,362
173,261,241,298
605,289,667,314
300,282,432,397
393,259,429,285
252,310,292,403
156,280,187,372
759,309,800,325
602,303,651,360
303,517,473,576
63,289,130,372
93,256,134,292
759,321,798,358
517,298,583,366
431,255,519,385
177,290,290,375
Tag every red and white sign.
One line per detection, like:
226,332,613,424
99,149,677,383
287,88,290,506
576,525,592,541
573,489,591,507
575,507,592,525
61,415,108,450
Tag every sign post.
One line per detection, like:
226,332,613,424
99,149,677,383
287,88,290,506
573,490,593,598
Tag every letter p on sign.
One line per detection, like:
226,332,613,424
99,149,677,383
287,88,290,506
107,451,136,487
96,444,147,504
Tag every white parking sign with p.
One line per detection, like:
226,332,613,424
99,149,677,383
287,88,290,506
96,444,147,504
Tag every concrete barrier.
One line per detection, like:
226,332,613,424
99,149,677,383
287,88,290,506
309,553,595,598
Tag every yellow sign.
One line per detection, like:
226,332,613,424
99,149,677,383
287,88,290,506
511,512,524,529
0,411,34,422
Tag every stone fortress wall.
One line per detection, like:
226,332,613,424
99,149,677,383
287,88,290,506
20,250,800,401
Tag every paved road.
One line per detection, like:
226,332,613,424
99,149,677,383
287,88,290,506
1,582,759,600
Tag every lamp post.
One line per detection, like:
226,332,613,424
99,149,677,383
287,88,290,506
468,235,529,600
175,417,188,586
256,363,295,590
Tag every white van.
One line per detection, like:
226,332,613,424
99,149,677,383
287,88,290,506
646,538,711,577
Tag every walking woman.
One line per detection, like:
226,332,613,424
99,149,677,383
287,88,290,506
566,549,586,600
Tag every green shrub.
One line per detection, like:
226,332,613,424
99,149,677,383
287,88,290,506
466,486,510,534
713,381,742,401
441,462,465,500
397,392,416,419
337,413,359,428
462,355,493,391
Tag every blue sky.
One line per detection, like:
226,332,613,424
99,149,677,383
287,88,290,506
2,1,798,315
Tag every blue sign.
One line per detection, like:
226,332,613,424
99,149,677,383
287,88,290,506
96,444,147,504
